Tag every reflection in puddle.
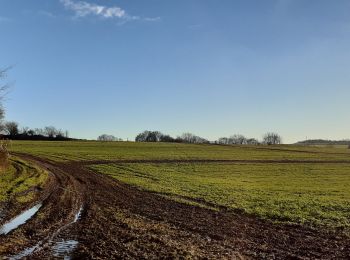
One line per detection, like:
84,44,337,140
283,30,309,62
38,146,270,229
0,204,42,235
7,204,83,259
74,206,83,223
8,244,40,260
52,240,78,259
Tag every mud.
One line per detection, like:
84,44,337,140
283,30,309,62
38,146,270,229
0,154,349,259
0,203,42,235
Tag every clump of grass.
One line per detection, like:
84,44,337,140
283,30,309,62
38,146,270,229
0,139,10,172
0,157,48,203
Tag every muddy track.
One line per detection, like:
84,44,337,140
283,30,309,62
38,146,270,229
1,155,350,259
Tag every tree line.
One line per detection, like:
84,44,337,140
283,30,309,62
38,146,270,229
134,131,209,144
133,130,281,145
1,121,71,141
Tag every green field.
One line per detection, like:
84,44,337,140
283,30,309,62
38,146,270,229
9,140,350,162
8,141,350,231
91,162,350,229
0,157,48,204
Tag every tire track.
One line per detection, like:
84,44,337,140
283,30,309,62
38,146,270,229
1,154,349,259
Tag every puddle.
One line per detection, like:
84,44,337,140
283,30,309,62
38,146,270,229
73,206,83,223
0,204,42,235
7,244,40,260
52,239,78,259
7,204,83,259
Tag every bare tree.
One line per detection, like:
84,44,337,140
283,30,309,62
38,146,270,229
21,126,29,135
0,68,11,170
0,67,11,125
98,134,117,141
44,126,58,138
135,131,164,142
218,137,230,144
180,133,195,143
230,134,247,145
263,132,282,145
246,138,260,145
179,133,208,144
4,121,19,136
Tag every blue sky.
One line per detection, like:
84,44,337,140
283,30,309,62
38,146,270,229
1,0,350,143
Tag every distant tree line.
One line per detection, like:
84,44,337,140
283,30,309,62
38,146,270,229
135,131,209,144
217,132,281,145
296,139,350,146
97,134,123,142
1,121,71,141
134,130,282,145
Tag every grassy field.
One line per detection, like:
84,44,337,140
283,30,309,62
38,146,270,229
0,157,48,204
91,162,350,229
9,140,350,162
8,140,350,231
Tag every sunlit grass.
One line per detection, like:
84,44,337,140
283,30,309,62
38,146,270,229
91,162,350,230
9,140,350,162
0,157,48,203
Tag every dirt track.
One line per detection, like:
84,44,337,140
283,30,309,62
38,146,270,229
0,155,350,259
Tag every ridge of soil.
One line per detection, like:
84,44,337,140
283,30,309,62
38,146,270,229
0,153,349,259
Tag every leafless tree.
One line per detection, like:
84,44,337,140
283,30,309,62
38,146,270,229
135,131,164,142
263,132,282,145
179,133,208,144
0,67,11,123
98,134,117,141
44,126,58,138
218,137,230,144
230,134,247,145
4,121,19,136
246,138,260,145
180,133,197,143
21,126,29,135
0,68,11,170
34,128,45,136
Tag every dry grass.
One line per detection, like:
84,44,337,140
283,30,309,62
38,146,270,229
0,139,10,171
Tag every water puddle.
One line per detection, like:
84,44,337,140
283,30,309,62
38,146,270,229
73,206,83,223
7,244,40,260
52,239,79,259
8,204,83,259
0,204,42,235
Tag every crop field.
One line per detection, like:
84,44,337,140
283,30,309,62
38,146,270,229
0,157,47,204
91,162,350,229
9,140,350,162
8,141,350,230
2,140,350,258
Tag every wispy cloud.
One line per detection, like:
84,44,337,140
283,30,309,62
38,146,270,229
60,0,127,18
38,10,56,18
60,0,159,23
144,17,161,22
188,24,202,30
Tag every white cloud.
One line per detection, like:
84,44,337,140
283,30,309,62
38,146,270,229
60,0,130,19
59,0,160,23
144,17,161,22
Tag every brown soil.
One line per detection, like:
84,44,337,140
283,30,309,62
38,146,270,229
0,154,349,259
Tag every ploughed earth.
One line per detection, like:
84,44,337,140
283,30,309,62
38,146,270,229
0,154,349,259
